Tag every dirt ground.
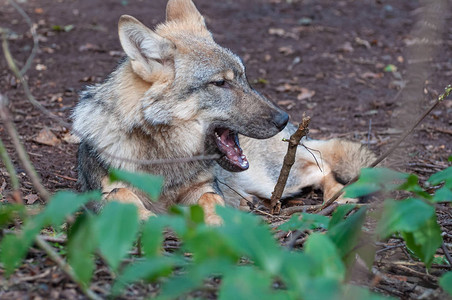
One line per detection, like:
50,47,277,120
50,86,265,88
0,0,451,299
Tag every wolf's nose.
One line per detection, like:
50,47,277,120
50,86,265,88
272,111,289,131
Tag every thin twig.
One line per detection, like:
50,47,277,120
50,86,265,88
6,0,39,76
286,230,306,250
34,236,102,300
0,94,50,201
217,179,285,220
317,85,452,212
270,115,311,214
280,204,323,216
1,29,71,129
317,203,338,216
0,136,22,203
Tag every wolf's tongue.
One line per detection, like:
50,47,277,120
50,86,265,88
215,128,249,170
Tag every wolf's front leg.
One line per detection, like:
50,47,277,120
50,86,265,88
105,188,156,220
198,193,225,226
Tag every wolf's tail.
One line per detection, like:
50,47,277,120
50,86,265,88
302,138,376,183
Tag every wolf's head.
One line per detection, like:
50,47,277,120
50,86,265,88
118,0,288,172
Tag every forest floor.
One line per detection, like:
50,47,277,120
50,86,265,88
0,0,451,299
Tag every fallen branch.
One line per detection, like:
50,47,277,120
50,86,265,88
270,115,311,214
317,84,452,212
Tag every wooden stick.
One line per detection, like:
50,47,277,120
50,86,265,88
270,115,311,214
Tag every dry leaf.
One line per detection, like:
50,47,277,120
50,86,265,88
297,88,315,101
35,64,47,71
276,83,295,93
78,43,102,52
278,46,294,55
24,194,39,205
109,50,125,57
360,72,383,79
268,28,285,36
277,100,295,110
0,180,6,194
34,127,60,146
355,37,371,49
338,41,354,53
62,132,80,144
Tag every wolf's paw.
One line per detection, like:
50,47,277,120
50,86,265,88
336,196,359,204
106,188,155,220
205,214,224,226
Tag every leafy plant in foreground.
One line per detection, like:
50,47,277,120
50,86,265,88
0,163,450,298
344,164,452,294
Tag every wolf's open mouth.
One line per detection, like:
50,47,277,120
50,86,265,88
214,128,249,171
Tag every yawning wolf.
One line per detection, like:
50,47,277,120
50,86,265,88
72,0,374,224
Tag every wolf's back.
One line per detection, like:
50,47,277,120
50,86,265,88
303,138,376,183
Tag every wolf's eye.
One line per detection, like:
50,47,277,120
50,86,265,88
211,80,226,87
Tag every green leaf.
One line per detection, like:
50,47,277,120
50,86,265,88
219,266,288,300
0,234,30,275
95,202,139,271
304,233,345,281
342,285,394,300
141,218,164,257
279,251,313,292
109,169,163,201
52,24,75,32
0,191,99,276
0,204,25,228
0,212,47,276
42,190,101,228
428,166,452,188
184,227,239,264
432,186,452,202
67,214,97,287
344,168,409,198
439,271,452,296
329,204,356,229
189,205,204,224
300,278,341,300
160,258,234,298
384,64,397,72
278,213,329,232
112,257,175,295
402,215,442,267
376,198,435,239
398,174,431,200
328,207,367,263
217,206,282,274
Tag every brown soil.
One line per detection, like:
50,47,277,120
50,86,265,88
0,0,451,299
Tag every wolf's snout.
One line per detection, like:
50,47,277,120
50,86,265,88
272,111,289,131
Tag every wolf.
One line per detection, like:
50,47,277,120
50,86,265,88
72,0,374,225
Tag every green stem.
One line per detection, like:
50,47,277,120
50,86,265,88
35,236,102,300
0,137,20,191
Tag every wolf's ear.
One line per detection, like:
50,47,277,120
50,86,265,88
166,0,206,27
118,15,175,82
